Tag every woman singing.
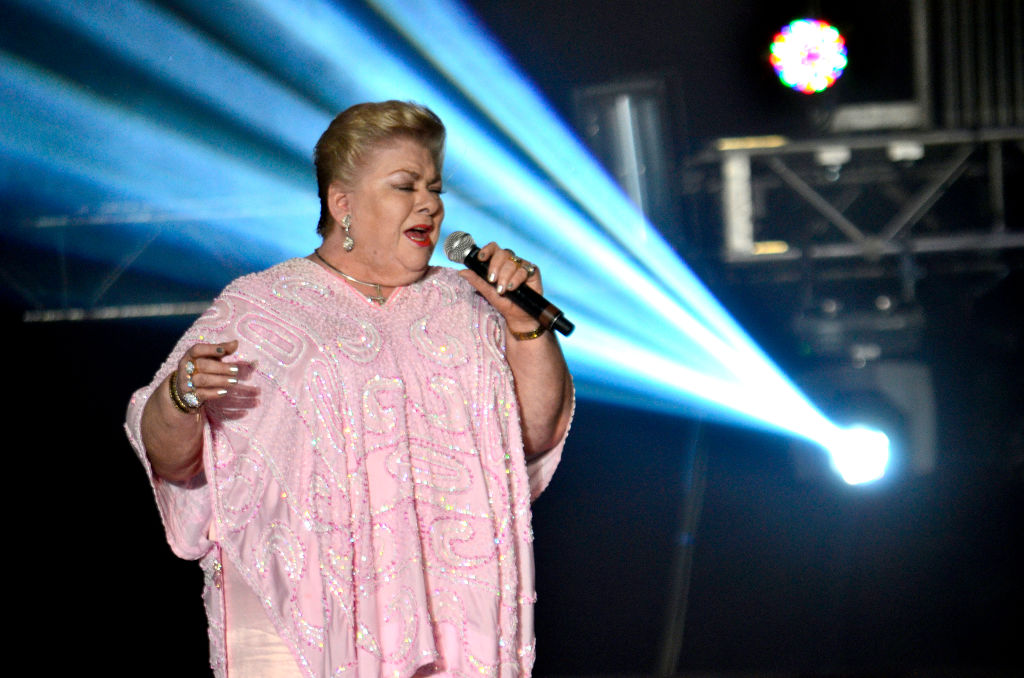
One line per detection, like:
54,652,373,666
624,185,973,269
125,100,573,678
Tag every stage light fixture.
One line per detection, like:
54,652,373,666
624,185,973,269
4,0,888,483
825,425,891,485
770,18,848,94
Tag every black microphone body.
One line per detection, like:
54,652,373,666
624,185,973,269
445,232,574,336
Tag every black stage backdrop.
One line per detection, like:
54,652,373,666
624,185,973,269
9,283,1021,676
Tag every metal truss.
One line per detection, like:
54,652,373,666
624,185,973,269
7,199,298,323
700,127,1024,268
682,126,1023,365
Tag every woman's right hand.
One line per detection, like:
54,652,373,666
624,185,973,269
141,339,241,483
175,340,241,410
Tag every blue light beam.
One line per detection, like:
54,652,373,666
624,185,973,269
3,0,886,481
370,0,871,476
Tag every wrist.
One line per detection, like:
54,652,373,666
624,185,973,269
508,323,546,341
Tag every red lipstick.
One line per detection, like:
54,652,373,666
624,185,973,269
404,224,434,247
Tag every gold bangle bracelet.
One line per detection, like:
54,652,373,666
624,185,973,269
509,325,546,341
168,370,195,414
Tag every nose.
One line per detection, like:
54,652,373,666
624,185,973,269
417,188,442,215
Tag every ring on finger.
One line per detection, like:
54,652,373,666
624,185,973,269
183,391,201,409
522,261,537,277
507,251,522,264
185,360,196,376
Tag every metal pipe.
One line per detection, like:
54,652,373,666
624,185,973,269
1013,0,1024,124
941,0,959,128
959,0,976,128
724,231,1024,263
976,0,993,127
988,140,1006,233
911,0,933,128
23,301,213,323
994,0,1010,126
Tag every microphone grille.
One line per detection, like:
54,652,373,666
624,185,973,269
444,231,475,263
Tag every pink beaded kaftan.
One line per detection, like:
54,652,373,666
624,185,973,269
124,259,565,678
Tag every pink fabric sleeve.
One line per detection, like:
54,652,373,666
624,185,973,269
125,387,215,560
524,380,574,501
123,312,226,561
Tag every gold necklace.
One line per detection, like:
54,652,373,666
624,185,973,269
313,249,387,305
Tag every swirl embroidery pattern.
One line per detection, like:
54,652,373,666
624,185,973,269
125,259,564,678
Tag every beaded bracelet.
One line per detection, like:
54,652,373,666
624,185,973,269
168,370,197,413
509,325,546,341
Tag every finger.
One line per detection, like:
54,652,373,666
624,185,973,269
511,263,541,289
504,267,530,293
480,246,519,291
174,368,194,401
194,357,243,377
189,371,240,391
460,268,511,310
216,339,239,356
215,384,261,418
477,244,504,284
464,244,542,308
193,386,231,402
185,340,239,361
475,242,500,262
493,258,526,295
458,268,539,327
181,341,241,380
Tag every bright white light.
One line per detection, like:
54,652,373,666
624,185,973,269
827,426,891,485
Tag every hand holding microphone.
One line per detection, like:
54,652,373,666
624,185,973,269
444,231,574,337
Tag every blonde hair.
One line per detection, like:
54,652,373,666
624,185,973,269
314,101,446,235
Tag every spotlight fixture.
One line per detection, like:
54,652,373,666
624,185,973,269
770,18,848,94
826,425,890,485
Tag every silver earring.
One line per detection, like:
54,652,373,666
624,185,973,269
342,214,354,251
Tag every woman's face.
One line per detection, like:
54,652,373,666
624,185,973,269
332,137,444,286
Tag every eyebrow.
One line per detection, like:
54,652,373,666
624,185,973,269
390,169,443,184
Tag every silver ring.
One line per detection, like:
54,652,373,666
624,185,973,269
522,261,537,277
183,391,201,409
185,360,196,375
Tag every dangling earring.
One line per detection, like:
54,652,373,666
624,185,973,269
342,214,354,251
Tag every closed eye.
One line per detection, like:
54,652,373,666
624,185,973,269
392,180,443,195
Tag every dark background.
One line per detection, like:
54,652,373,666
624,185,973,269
5,0,1023,676
13,295,1021,676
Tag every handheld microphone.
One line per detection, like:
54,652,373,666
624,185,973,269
444,231,574,336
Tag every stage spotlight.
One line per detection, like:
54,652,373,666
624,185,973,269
794,361,934,484
769,18,848,94
826,425,891,485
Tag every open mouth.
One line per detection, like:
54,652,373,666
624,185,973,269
405,225,434,246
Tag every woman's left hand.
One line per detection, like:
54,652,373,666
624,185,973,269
458,241,543,334
458,241,572,456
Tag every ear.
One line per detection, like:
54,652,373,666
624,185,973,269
326,181,350,225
